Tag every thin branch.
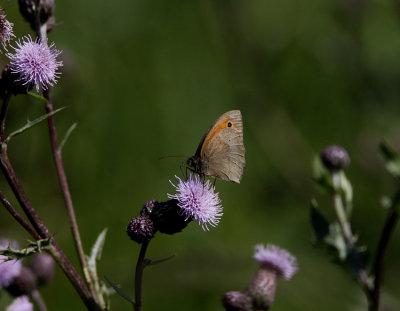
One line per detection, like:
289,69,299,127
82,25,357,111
331,172,373,296
43,89,97,301
0,91,12,142
134,241,150,311
31,290,48,311
0,146,100,310
370,200,399,311
0,191,40,240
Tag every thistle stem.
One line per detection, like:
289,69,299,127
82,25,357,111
0,146,100,310
331,171,372,298
0,191,41,240
369,195,399,311
134,241,150,311
0,91,12,142
43,89,97,299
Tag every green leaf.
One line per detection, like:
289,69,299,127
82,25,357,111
0,238,51,260
312,155,334,194
310,199,330,241
89,228,107,265
88,228,108,309
339,171,353,216
27,92,48,104
6,107,67,143
325,223,347,260
147,255,174,266
104,276,135,306
379,140,400,178
60,122,77,151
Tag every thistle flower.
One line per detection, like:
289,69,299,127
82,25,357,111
6,296,33,311
253,244,298,280
6,35,62,92
168,174,223,231
0,9,14,51
0,239,22,288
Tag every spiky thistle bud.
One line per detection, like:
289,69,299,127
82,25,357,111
127,216,155,244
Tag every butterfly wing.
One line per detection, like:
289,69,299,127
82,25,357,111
199,110,245,183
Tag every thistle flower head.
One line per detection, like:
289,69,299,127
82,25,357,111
126,216,155,243
6,35,62,92
0,239,22,288
0,9,14,51
253,244,298,280
168,174,223,231
6,296,33,311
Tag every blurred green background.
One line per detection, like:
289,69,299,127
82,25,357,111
1,0,400,310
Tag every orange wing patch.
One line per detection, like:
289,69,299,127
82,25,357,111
200,118,235,156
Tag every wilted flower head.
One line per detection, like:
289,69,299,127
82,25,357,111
6,296,33,311
0,9,14,51
7,35,62,92
253,244,298,280
168,174,223,230
0,239,22,288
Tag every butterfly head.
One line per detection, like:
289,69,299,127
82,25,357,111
187,155,202,174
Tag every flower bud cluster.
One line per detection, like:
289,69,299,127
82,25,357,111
127,173,224,243
126,199,191,243
0,240,55,310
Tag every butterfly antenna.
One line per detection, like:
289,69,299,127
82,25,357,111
159,155,187,160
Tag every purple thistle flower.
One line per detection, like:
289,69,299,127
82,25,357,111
6,296,33,311
168,174,223,231
0,9,14,51
253,244,298,280
0,239,22,288
6,35,62,92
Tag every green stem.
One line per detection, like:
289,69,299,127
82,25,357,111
331,171,372,298
31,290,48,311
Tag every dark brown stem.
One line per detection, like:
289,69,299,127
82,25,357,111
0,191,41,240
43,89,97,301
0,92,12,142
134,241,150,311
0,146,100,310
369,207,399,311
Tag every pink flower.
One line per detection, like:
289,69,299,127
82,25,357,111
253,244,298,280
7,35,62,91
0,239,22,288
168,174,223,230
6,296,33,311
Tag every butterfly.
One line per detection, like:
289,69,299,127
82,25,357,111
187,110,245,183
